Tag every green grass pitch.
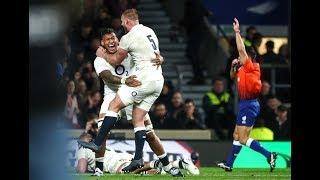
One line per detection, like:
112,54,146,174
70,167,291,180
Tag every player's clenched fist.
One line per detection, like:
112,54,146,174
125,75,142,87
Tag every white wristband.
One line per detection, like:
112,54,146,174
121,77,127,84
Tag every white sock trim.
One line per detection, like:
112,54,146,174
95,157,104,162
105,111,118,117
233,140,241,146
96,118,104,128
146,124,153,132
158,153,167,159
134,126,146,133
246,138,254,147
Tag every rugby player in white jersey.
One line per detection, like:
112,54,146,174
76,132,200,176
77,9,183,176
90,28,182,176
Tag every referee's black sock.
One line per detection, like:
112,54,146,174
133,127,146,160
94,111,118,146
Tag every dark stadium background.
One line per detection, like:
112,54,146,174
28,0,297,179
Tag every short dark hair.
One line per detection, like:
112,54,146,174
154,102,166,107
252,32,263,42
185,98,195,105
212,76,224,84
100,28,115,39
246,26,256,34
266,40,274,49
277,104,288,112
266,94,277,100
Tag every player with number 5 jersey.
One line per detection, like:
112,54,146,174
78,9,183,177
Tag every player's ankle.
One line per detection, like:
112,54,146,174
163,163,173,171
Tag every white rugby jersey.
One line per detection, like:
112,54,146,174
77,147,133,173
94,55,133,96
103,149,133,173
119,24,163,81
76,147,96,172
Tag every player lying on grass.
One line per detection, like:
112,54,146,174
76,132,200,176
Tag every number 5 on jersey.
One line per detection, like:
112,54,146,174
147,35,157,50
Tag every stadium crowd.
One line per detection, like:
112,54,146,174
57,0,290,141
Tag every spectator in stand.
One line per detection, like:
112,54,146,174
76,80,89,127
155,81,174,108
202,77,234,140
70,21,94,53
262,40,285,64
258,80,272,110
252,32,263,61
68,48,86,76
244,26,257,48
176,99,206,129
274,105,291,140
86,37,101,62
260,94,281,133
278,43,289,64
111,17,125,38
81,90,102,124
82,62,100,91
93,7,112,33
64,80,80,128
74,71,82,87
167,91,184,120
151,103,176,129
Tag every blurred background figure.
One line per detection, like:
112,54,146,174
202,77,234,140
151,103,176,129
244,26,257,48
64,80,80,128
258,80,272,110
278,43,290,64
261,94,282,133
155,81,174,108
274,105,291,140
176,99,206,129
262,40,287,64
167,91,184,120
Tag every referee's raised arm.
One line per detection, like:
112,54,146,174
233,18,248,65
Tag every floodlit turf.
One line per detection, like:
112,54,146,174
70,167,291,180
